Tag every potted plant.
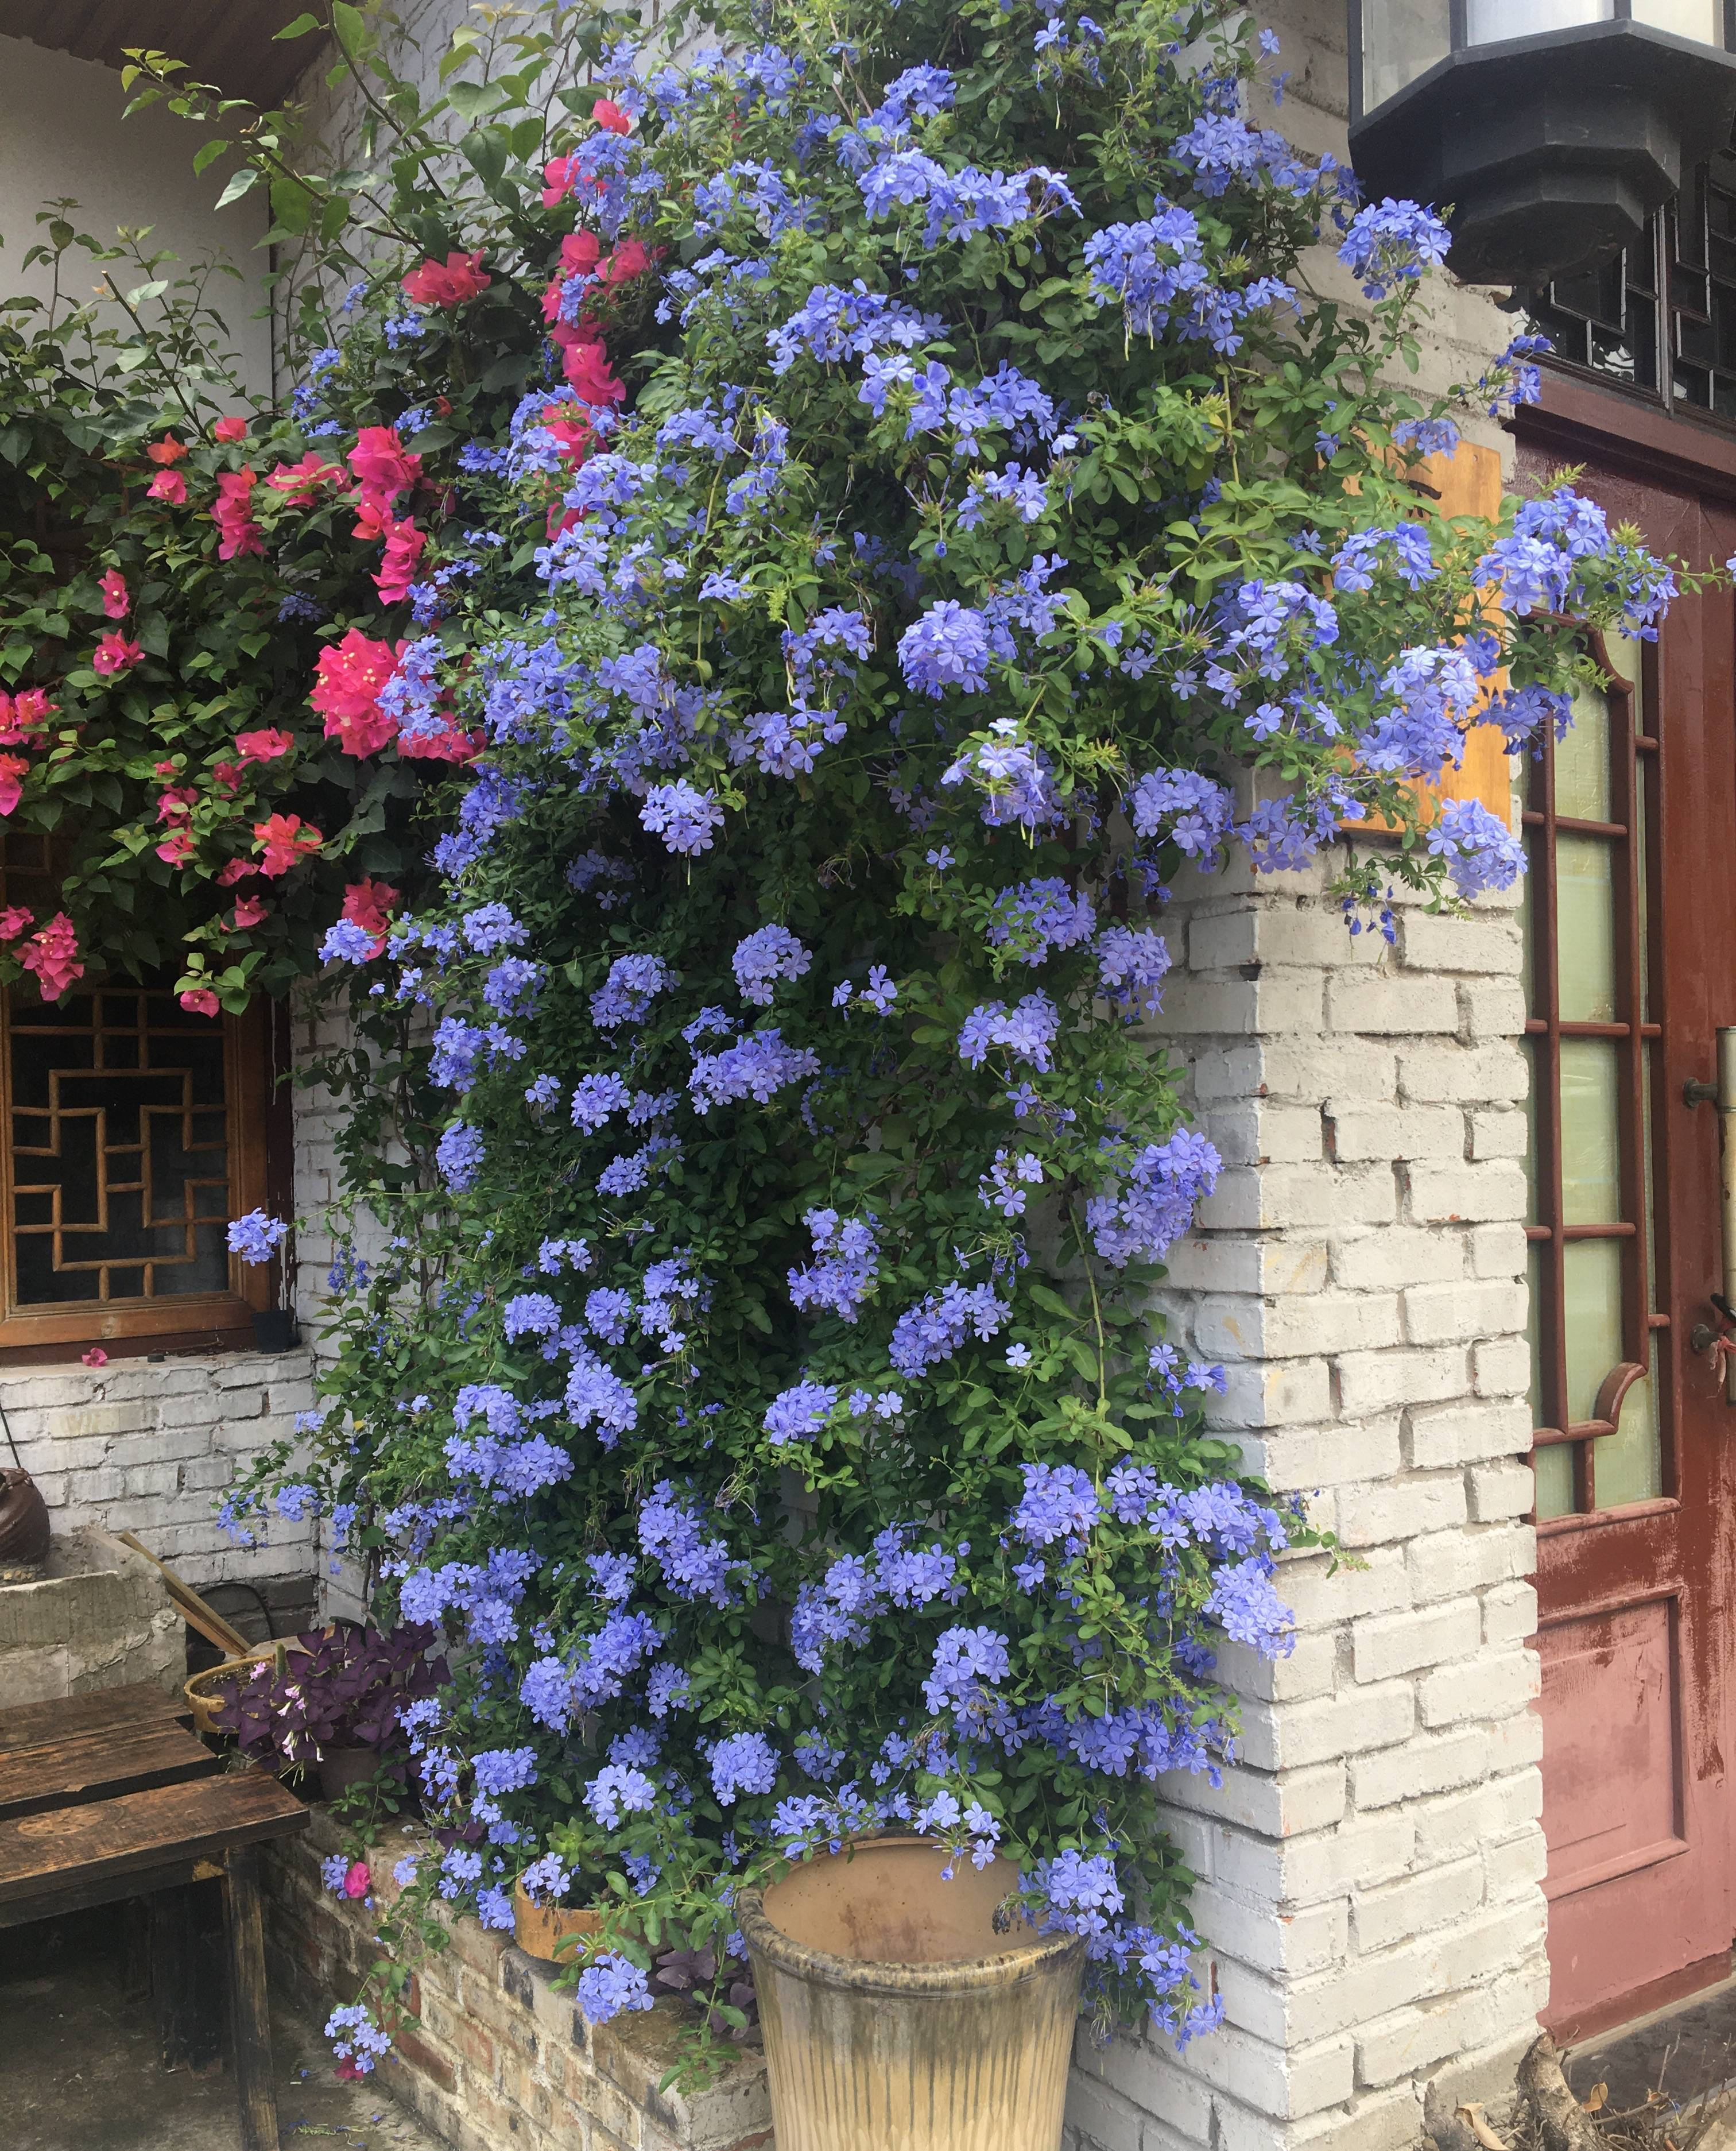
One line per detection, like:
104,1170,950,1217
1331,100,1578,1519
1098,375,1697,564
511,1852,606,1966
208,1622,447,1800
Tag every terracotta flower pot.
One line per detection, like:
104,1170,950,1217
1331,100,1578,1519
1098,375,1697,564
737,1835,1084,2151
512,1878,604,1964
0,1467,49,1568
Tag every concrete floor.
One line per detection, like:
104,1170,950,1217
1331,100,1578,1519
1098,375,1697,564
0,1905,444,2151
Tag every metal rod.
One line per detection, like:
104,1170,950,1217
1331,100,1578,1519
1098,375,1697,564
0,1392,22,1473
1720,1026,1736,1402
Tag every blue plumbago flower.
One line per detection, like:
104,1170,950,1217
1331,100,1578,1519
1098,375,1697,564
436,1124,487,1193
518,1852,570,1905
978,1149,1044,1217
889,1281,1011,1378
1086,1127,1222,1268
788,1208,879,1321
320,918,378,965
1014,1461,1100,1550
591,953,670,1030
733,923,811,1003
762,1378,838,1444
275,1482,320,1522
227,1210,289,1264
921,1625,1010,1717
708,1730,780,1804
1336,198,1451,300
987,877,1094,965
958,993,1060,1074
1427,796,1527,899
576,1954,653,2025
325,2003,392,2073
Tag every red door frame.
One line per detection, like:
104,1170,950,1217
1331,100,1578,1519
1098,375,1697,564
1516,377,1736,2041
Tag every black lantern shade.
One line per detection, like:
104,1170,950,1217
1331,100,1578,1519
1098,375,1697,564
1347,2,1736,285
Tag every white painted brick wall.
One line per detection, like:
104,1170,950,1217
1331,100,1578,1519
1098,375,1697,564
3,1349,317,1589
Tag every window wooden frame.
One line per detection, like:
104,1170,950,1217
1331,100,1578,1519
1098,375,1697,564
0,991,276,1363
1522,631,1671,1520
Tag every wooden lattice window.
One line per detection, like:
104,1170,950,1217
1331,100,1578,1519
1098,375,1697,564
0,984,274,1360
1522,632,1669,1519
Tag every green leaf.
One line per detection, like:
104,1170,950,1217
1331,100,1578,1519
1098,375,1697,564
214,165,261,210
192,139,232,177
273,10,322,36
461,130,508,188
269,176,315,234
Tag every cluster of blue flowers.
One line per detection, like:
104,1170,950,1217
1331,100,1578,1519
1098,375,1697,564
268,0,1691,2075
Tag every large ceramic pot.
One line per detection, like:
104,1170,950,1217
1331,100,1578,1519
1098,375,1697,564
0,1467,49,1568
512,1879,604,1964
736,1835,1083,2151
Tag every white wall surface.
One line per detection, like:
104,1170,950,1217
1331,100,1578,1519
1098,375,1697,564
0,32,272,395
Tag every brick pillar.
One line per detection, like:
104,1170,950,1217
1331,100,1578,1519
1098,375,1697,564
1063,852,1548,2151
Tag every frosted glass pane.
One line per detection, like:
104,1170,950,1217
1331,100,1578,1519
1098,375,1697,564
1534,1442,1575,1521
1522,1041,1539,1223
1602,630,1641,699
1527,1241,1547,1418
1555,835,1617,1022
1560,1039,1621,1224
1467,0,1610,37
1364,0,1451,106
1594,1345,1663,1510
1564,1238,1623,1425
1636,753,1650,1021
1632,0,1720,41
1556,682,1611,821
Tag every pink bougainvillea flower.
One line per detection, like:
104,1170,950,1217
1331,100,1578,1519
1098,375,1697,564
397,713,480,764
253,813,323,877
0,905,33,941
311,629,404,758
156,785,199,825
92,633,145,677
81,1347,108,1367
343,1860,372,1899
266,451,344,506
400,250,491,308
215,859,256,887
211,761,243,797
556,327,624,407
212,469,265,561
374,516,426,605
228,894,269,931
156,831,196,866
542,154,579,208
0,690,54,746
147,469,187,505
146,436,188,466
599,237,655,287
100,568,130,619
179,988,219,1017
236,728,294,764
593,97,631,133
0,754,29,817
20,912,84,1001
340,879,399,957
213,416,249,443
347,426,421,521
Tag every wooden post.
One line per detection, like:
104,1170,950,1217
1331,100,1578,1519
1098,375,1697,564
222,1844,278,2151
149,1883,222,2071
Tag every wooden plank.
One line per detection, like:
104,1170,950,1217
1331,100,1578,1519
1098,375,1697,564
0,1720,219,1821
0,1683,187,1754
115,1532,252,1657
224,1846,281,2151
151,1881,224,2072
0,1768,307,1908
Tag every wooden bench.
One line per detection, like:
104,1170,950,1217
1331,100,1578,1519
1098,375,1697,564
0,1681,308,2150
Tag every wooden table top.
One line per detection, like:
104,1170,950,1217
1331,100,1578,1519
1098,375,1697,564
0,1682,307,1921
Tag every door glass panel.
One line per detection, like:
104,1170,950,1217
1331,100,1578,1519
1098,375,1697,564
1559,1039,1622,1223
1556,680,1613,821
1563,1238,1624,1425
1594,1343,1663,1509
1534,1441,1575,1520
1523,1041,1540,1222
1555,835,1618,1020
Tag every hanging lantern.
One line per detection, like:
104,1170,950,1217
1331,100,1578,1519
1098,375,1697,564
1346,2,1736,286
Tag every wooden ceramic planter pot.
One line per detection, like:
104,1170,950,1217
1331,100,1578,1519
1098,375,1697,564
512,1879,604,1964
736,1835,1083,2151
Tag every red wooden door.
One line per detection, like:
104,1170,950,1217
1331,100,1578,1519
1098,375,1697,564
1516,420,1736,2039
